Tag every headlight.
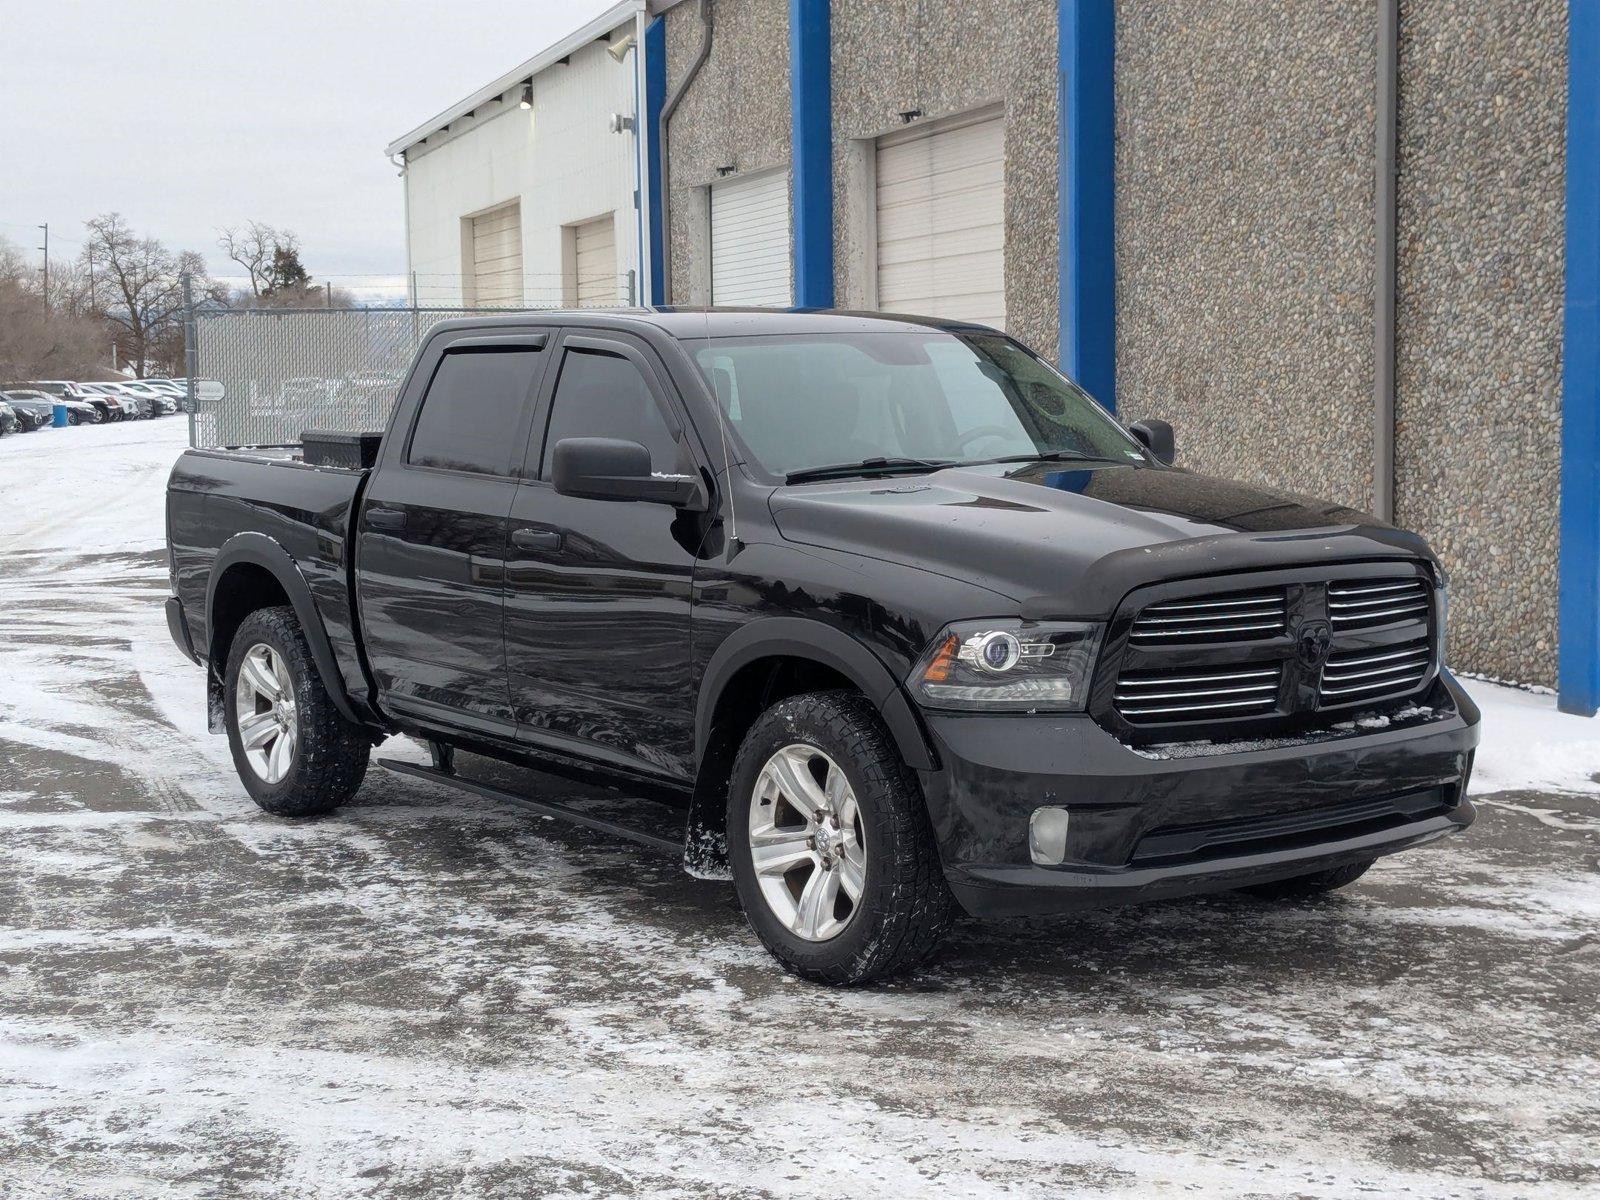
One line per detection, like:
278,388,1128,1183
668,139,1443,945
908,619,1104,712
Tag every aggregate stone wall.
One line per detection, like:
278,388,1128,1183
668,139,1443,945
1114,0,1567,685
830,0,1060,360
1394,0,1567,686
661,0,1568,686
1114,1,1378,515
663,0,793,303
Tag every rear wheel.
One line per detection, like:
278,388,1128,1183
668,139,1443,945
1237,859,1373,900
728,691,956,986
224,607,370,816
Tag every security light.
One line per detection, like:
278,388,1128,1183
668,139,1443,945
520,84,533,110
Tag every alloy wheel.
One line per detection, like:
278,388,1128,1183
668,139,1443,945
235,643,298,784
748,744,866,942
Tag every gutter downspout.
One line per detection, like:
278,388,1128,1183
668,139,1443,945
391,152,413,306
658,0,713,303
1374,0,1398,522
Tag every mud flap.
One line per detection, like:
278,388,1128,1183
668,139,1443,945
207,668,226,734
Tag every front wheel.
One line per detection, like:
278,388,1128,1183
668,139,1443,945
728,691,956,986
224,606,370,816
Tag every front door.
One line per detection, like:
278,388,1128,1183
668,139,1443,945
503,332,705,781
356,331,550,733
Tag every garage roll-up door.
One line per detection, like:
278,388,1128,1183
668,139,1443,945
875,111,1005,329
573,214,617,306
711,170,792,306
472,202,523,307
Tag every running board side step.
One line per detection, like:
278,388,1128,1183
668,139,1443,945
377,759,684,857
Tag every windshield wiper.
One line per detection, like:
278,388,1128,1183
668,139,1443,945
967,450,1115,467
784,456,954,485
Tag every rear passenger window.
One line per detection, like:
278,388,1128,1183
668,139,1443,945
539,347,683,476
408,348,541,476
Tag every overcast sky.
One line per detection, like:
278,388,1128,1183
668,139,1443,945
0,0,617,298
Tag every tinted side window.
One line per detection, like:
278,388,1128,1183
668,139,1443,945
540,347,682,476
407,348,542,476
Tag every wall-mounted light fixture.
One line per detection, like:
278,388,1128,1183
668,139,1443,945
898,108,923,124
520,83,533,110
608,113,636,134
716,164,737,177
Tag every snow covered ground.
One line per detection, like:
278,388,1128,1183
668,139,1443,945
1,419,1597,1198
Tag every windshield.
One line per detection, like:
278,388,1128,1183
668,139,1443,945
689,331,1145,479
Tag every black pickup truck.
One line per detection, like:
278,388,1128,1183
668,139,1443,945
165,310,1479,984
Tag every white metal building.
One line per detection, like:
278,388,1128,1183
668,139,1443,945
386,1,651,310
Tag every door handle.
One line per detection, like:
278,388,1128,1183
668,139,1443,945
512,527,563,552
365,506,406,532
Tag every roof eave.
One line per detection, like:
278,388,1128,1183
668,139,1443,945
383,0,646,159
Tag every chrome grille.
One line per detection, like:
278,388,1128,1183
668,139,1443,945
1319,637,1431,706
1327,578,1430,631
1128,588,1287,645
1115,664,1281,724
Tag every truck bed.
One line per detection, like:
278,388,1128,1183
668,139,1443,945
167,447,374,713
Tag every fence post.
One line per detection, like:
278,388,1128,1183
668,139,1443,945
182,272,198,446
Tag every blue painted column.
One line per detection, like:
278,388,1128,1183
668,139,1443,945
1058,0,1116,409
1560,0,1600,715
789,0,833,308
644,17,668,306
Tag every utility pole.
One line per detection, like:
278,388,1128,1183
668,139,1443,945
38,223,49,309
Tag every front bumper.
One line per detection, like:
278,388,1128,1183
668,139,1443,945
919,674,1480,918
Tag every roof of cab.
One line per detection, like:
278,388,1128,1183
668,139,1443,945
429,307,999,340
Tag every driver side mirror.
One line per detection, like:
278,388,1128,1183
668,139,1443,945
1129,419,1176,466
552,437,707,510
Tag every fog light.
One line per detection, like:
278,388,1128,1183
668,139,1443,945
1029,806,1071,866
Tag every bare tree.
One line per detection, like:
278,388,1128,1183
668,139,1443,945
82,213,213,377
219,221,299,301
0,235,110,380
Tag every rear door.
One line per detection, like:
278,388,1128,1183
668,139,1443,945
502,331,705,781
356,329,551,734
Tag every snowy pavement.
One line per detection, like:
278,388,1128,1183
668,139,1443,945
1,419,1598,1199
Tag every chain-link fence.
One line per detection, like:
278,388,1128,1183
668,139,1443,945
188,283,634,448
189,308,473,448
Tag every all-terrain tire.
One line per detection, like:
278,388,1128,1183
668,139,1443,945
224,606,370,816
728,690,957,986
1237,859,1373,900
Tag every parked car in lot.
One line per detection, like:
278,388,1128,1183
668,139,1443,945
119,381,180,415
0,398,19,436
165,310,1479,985
77,382,141,419
1,391,58,431
140,379,189,410
3,386,102,425
26,380,115,423
109,383,157,418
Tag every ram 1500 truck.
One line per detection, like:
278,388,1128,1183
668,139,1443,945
165,310,1479,985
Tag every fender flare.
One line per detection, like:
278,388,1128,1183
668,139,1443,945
205,532,366,727
695,617,936,773
682,617,939,879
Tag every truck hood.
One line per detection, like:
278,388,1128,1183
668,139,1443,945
768,461,1437,618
